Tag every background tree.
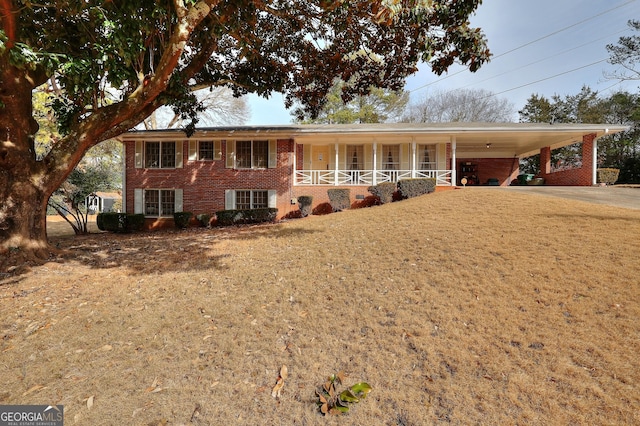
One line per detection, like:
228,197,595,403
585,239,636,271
48,163,118,235
518,87,640,180
0,0,490,258
402,88,515,123
292,80,409,123
143,87,250,129
606,20,640,82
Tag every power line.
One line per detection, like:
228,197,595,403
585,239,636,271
455,27,631,92
408,0,637,94
492,0,636,60
489,59,608,97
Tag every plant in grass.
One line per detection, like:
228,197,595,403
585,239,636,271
315,371,372,416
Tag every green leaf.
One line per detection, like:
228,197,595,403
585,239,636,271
350,382,372,398
331,405,349,414
339,389,359,403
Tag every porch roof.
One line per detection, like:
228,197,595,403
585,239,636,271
119,122,628,159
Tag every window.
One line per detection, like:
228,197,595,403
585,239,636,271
418,144,436,170
382,145,400,170
144,189,176,216
346,145,363,170
226,189,275,210
234,190,268,209
145,141,176,168
236,140,268,168
199,141,215,160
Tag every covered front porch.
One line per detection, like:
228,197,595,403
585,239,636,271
289,123,626,189
293,140,452,187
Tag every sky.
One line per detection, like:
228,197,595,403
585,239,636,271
245,0,640,125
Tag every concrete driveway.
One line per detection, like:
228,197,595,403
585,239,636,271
505,186,640,210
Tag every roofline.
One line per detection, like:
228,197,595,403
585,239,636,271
116,122,629,142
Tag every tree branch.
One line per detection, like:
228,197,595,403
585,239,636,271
0,0,16,49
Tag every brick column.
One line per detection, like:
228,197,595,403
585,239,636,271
540,146,551,178
581,133,596,186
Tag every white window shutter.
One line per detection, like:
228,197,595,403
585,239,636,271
225,189,236,210
174,189,183,212
303,145,312,170
225,141,235,168
188,141,198,161
175,141,183,168
135,141,143,168
268,140,277,168
268,190,277,208
329,145,336,170
134,189,143,214
437,143,445,169
400,143,411,171
214,140,222,160
338,145,347,170
364,145,373,170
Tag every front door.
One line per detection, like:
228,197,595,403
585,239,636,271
312,145,330,171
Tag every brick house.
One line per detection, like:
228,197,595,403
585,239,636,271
118,123,626,227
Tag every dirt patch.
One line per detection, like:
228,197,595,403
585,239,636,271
1,189,639,425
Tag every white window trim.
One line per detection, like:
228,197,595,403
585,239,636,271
134,188,183,217
188,140,222,161
135,141,183,169
225,189,277,210
225,140,277,169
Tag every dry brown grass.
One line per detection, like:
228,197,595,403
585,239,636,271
1,189,639,425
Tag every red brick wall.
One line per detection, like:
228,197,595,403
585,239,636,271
539,133,595,186
456,158,519,186
124,139,300,222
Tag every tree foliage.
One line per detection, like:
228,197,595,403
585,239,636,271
403,88,514,123
0,0,491,256
606,20,640,82
518,87,640,179
48,164,118,235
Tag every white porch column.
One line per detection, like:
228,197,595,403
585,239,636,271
451,136,457,186
334,142,339,186
592,136,599,185
292,141,297,186
372,142,377,185
411,139,416,178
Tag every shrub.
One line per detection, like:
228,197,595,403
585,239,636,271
397,178,436,199
619,156,640,184
312,202,333,215
282,210,303,220
297,195,313,217
327,189,350,212
367,182,396,204
174,212,193,229
127,214,145,232
597,168,620,185
196,213,211,227
97,212,144,233
215,208,278,226
351,195,380,209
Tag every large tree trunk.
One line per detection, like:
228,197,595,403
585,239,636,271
0,58,53,260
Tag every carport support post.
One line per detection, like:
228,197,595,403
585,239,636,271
592,137,598,185
451,137,456,186
540,146,551,180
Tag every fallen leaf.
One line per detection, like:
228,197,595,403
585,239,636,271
86,395,94,410
22,385,46,396
280,365,288,380
271,378,284,398
101,344,113,351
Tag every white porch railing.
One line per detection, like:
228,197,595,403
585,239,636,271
294,170,452,186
